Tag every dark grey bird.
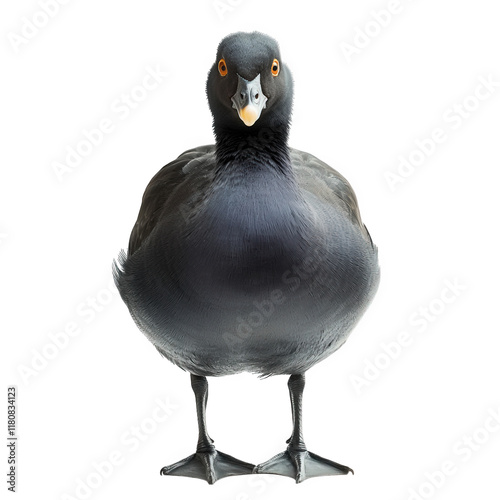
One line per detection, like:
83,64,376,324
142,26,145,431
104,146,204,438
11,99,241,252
113,31,380,484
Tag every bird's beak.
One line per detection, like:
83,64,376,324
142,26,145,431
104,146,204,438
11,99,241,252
231,73,268,126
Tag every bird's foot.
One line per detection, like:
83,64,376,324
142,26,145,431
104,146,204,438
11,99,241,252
160,446,255,484
253,444,353,483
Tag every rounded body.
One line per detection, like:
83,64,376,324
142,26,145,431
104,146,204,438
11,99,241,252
115,147,379,377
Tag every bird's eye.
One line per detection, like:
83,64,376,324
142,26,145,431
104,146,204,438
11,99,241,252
271,59,280,77
218,59,228,76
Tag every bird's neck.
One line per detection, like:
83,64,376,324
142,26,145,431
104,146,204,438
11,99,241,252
213,123,293,177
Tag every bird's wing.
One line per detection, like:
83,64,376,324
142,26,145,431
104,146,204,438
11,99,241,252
127,145,215,255
290,148,374,246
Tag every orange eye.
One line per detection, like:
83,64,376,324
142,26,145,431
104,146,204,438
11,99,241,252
218,59,228,76
271,58,280,77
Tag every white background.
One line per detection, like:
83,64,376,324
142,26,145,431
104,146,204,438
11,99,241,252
2,0,500,499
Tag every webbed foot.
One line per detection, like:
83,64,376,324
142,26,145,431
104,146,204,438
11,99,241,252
161,446,255,484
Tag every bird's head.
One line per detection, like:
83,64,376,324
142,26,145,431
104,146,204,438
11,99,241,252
206,32,293,134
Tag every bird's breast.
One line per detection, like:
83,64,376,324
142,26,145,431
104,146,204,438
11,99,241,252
176,181,322,302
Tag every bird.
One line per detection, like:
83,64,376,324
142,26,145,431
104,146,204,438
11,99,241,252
113,31,380,484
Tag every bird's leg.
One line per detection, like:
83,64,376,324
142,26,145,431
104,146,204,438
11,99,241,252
287,374,307,451
285,375,297,445
192,374,214,452
160,374,255,484
253,373,353,483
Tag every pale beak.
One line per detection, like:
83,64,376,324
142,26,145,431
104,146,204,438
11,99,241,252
231,73,268,126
